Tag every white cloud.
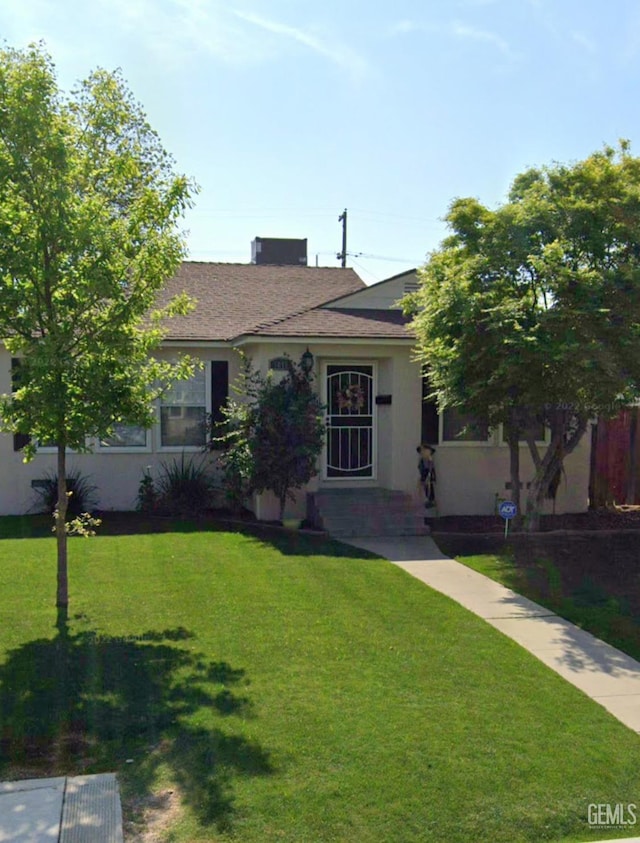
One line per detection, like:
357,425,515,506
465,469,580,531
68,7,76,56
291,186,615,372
99,0,255,66
390,15,517,62
388,19,421,36
570,30,597,54
233,10,370,81
451,20,517,60
90,0,370,79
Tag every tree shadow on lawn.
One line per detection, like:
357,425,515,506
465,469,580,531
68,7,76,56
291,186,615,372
236,528,385,560
0,622,274,832
0,513,383,561
102,515,386,560
97,515,384,561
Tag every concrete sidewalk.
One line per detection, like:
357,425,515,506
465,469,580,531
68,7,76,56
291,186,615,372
0,773,122,842
347,535,640,734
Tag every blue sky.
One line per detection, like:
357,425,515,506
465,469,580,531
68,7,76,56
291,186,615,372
1,0,639,283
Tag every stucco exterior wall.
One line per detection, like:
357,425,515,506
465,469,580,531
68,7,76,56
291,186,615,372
248,340,590,519
243,340,420,520
0,340,591,519
434,438,591,516
0,345,239,515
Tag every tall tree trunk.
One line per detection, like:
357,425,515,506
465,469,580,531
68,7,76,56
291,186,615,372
524,475,545,532
523,412,589,532
56,444,69,612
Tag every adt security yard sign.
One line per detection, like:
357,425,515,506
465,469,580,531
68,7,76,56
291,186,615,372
498,501,517,538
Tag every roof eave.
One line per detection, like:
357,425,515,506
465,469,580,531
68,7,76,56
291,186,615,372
233,333,415,346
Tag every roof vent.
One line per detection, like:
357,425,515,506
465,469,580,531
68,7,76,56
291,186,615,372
403,277,420,294
251,237,308,266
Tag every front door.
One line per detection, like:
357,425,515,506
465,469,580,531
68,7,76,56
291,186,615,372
323,364,375,479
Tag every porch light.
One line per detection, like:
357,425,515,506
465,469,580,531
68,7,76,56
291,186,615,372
300,348,314,375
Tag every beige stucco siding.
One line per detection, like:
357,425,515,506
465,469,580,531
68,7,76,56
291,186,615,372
0,345,239,515
243,340,417,519
0,341,591,519
434,440,590,516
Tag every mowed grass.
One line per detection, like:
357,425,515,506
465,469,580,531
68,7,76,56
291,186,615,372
0,522,639,842
440,543,640,663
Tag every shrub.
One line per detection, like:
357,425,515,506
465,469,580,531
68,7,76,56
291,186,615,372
153,454,214,518
32,469,98,517
214,353,325,522
216,441,252,514
136,466,158,514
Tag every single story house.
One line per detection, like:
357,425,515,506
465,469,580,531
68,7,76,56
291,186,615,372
0,238,591,525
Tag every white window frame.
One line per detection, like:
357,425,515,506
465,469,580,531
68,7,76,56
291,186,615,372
438,407,495,447
96,422,153,453
157,362,211,453
35,443,78,454
498,420,551,447
35,437,80,455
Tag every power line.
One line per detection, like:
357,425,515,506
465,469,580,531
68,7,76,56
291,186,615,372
185,205,442,226
350,259,382,284
349,207,442,224
347,251,423,264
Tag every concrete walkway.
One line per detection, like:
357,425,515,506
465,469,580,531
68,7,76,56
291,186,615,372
0,773,122,842
347,535,640,734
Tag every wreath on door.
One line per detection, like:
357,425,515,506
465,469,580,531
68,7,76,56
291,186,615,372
336,383,365,411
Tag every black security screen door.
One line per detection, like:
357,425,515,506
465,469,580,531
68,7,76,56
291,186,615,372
325,365,374,479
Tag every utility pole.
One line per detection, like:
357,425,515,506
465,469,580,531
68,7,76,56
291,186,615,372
337,208,347,267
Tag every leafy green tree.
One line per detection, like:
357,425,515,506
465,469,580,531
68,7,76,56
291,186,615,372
215,354,325,522
0,44,198,613
406,143,640,530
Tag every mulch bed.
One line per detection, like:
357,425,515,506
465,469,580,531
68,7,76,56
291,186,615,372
431,509,640,534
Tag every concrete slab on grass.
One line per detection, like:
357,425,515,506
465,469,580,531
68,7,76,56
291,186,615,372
0,777,65,842
0,774,122,843
60,774,123,843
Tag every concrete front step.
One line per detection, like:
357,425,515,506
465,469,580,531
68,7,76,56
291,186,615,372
323,513,426,529
329,524,430,537
314,489,409,501
318,501,425,518
312,488,429,537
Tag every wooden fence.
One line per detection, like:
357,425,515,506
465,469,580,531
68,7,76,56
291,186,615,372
590,408,640,507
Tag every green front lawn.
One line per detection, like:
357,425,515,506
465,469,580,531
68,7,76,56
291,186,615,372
0,520,639,842
434,534,640,663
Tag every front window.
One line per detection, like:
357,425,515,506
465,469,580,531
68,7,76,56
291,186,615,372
160,369,207,447
501,414,549,445
441,407,490,442
100,423,148,449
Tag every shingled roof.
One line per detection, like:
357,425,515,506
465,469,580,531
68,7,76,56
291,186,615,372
156,262,366,341
158,261,410,341
247,307,413,339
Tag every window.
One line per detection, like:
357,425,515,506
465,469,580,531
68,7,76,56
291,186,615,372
441,407,491,443
500,415,549,446
421,377,439,446
210,361,229,429
10,358,31,452
8,359,57,451
99,422,149,450
160,368,207,448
